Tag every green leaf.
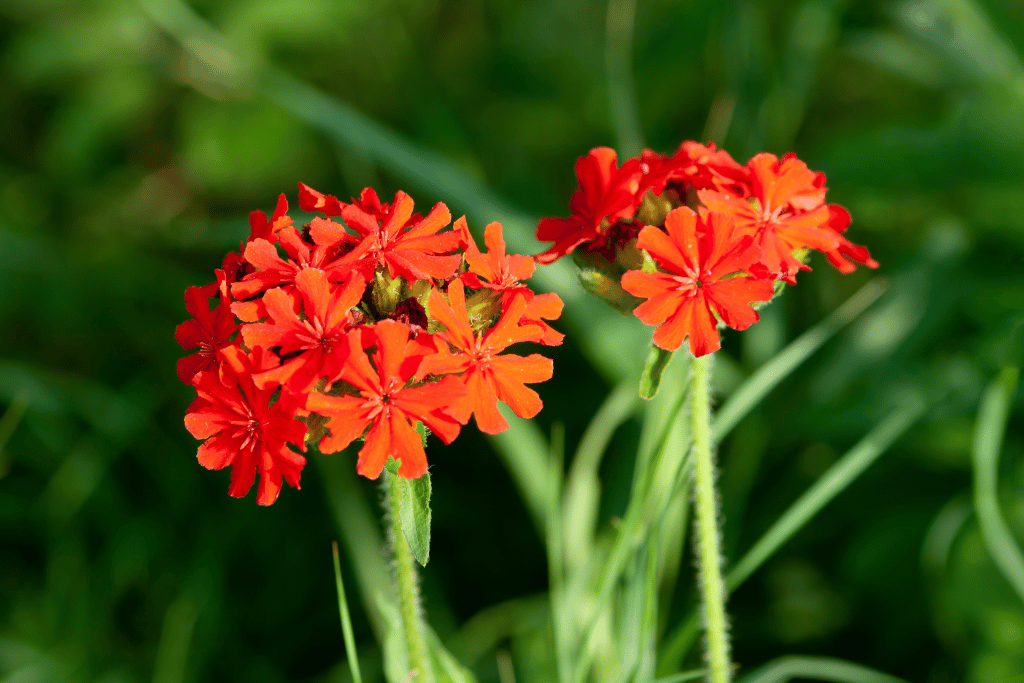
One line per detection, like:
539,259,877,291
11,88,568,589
316,449,391,642
426,627,479,683
399,469,433,567
712,278,886,442
332,541,364,683
486,404,551,535
653,672,705,683
639,345,675,400
972,367,1024,604
736,655,908,683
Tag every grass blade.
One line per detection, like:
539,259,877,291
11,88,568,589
333,542,365,683
736,655,908,683
653,672,705,683
605,0,644,157
564,379,642,571
658,397,926,672
726,397,925,591
151,596,198,683
0,392,29,478
972,367,1024,603
712,279,886,443
546,422,570,683
316,451,391,641
487,406,551,536
573,396,694,683
634,526,659,683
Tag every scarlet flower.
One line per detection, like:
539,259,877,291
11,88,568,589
316,191,462,282
457,218,565,345
231,226,370,304
422,280,553,433
620,207,775,356
460,218,535,291
698,152,877,282
248,193,294,244
535,147,642,264
298,182,345,217
305,320,465,479
349,187,392,223
241,269,367,392
175,273,238,383
184,346,307,505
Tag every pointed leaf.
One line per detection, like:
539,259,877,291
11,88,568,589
639,345,675,399
736,655,908,683
400,469,432,566
972,367,1024,604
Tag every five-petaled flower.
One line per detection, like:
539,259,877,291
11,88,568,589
620,207,775,356
184,346,307,505
422,280,554,433
305,320,465,479
698,152,877,283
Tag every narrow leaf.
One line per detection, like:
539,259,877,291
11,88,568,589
400,470,432,567
736,655,908,683
316,449,391,642
712,279,886,442
486,405,551,535
563,379,641,572
659,398,925,672
0,392,29,478
639,345,675,400
972,367,1024,603
332,541,364,683
426,627,479,683
653,672,705,683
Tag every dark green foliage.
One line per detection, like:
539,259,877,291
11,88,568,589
1,0,1023,682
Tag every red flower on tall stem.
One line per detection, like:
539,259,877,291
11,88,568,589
620,207,775,356
305,320,465,479
422,280,553,433
184,346,307,505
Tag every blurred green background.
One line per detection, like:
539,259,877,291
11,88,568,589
2,0,1024,681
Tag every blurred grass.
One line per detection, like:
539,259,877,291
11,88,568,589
1,0,1024,682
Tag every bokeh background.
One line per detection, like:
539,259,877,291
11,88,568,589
2,0,1024,681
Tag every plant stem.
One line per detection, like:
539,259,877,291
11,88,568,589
385,470,434,683
691,353,731,683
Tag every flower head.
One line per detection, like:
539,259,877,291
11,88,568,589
175,273,238,383
178,186,562,501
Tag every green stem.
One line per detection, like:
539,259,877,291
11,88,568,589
385,470,434,683
691,354,731,683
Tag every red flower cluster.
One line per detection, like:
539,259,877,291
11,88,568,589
536,143,877,356
177,185,562,504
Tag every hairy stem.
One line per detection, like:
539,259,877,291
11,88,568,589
385,470,434,683
691,353,731,683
